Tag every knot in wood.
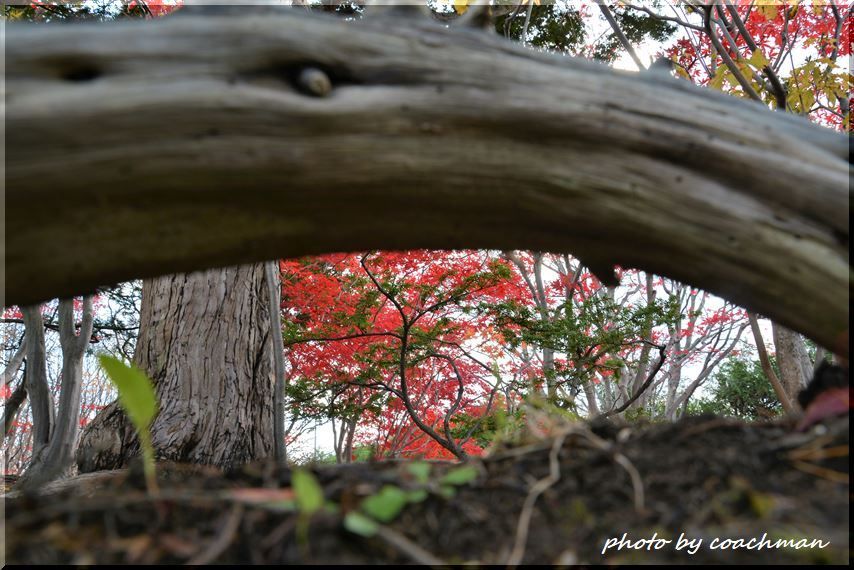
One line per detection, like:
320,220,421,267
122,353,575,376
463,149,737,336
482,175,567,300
296,67,332,98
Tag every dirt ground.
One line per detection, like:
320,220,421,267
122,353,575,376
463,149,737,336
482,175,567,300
3,413,848,565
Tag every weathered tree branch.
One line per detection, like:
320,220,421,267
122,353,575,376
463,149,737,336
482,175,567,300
4,12,850,356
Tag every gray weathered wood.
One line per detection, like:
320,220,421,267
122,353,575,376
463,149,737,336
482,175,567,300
4,11,850,355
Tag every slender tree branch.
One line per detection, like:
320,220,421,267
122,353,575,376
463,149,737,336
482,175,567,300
520,0,534,45
703,6,763,102
361,253,408,327
598,1,645,70
284,330,404,346
600,343,666,418
428,352,467,452
723,0,787,108
623,2,704,31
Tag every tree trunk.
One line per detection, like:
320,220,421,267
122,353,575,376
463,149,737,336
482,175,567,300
77,265,275,473
18,297,95,490
265,261,287,464
4,12,849,357
3,373,28,439
21,306,52,459
748,313,795,414
772,323,812,407
2,336,28,388
663,359,683,421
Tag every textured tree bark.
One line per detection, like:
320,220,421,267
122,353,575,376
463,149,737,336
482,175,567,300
772,323,813,406
4,11,850,356
76,265,275,473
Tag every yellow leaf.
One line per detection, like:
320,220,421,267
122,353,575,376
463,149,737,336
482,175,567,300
454,0,469,15
747,50,770,70
724,71,740,89
709,67,728,91
757,4,779,21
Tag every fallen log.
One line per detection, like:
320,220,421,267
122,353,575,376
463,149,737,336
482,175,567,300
4,10,850,354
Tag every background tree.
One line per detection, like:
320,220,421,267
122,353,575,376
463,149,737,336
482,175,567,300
616,0,850,407
706,355,784,420
77,266,278,472
282,250,518,460
3,298,95,489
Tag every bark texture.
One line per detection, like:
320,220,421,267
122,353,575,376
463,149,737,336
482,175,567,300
4,11,850,356
76,265,275,473
772,323,813,406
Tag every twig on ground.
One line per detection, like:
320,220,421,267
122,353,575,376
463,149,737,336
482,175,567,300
790,461,849,484
374,524,447,566
506,433,567,566
187,504,244,565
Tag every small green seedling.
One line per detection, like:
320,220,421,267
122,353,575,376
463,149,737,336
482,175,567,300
99,354,159,494
439,465,479,486
343,511,380,537
360,485,410,523
438,465,480,498
292,468,325,516
406,461,432,485
292,468,325,549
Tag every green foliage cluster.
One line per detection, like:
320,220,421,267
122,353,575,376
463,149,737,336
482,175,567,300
494,3,586,52
623,355,784,421
676,356,783,420
708,357,783,420
482,292,680,399
492,1,674,62
450,406,526,448
591,3,675,62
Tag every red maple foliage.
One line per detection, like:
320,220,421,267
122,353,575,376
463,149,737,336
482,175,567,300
281,250,525,460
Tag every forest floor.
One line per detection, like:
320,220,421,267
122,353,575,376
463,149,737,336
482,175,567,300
4,413,849,565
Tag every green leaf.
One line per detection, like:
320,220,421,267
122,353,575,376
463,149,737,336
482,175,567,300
361,485,409,523
439,465,479,486
407,489,429,503
344,511,379,537
406,461,432,485
98,355,157,430
292,469,324,515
